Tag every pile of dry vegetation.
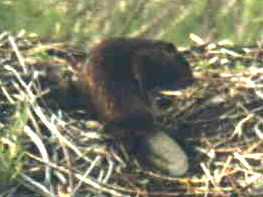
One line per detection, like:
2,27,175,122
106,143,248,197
1,32,263,197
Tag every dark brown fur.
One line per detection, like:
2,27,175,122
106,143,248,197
80,37,194,138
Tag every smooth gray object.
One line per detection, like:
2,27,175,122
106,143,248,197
139,131,188,176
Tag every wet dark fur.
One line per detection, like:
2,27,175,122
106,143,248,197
80,37,194,139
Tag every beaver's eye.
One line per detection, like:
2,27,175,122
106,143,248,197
165,43,177,54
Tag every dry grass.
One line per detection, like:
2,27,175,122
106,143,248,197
1,32,263,197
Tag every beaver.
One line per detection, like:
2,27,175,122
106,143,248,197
78,37,194,176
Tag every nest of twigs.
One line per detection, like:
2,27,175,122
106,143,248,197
1,31,263,197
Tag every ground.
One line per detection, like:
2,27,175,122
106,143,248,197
1,33,263,197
